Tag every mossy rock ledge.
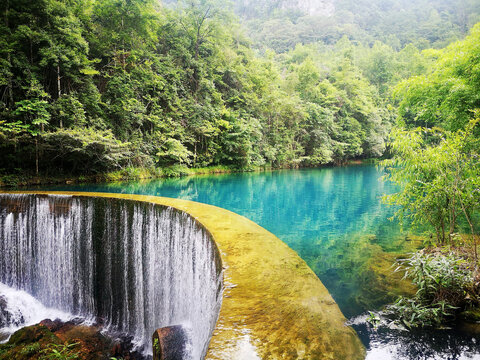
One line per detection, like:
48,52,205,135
0,319,144,360
1,191,365,360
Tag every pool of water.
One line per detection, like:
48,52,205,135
37,164,480,359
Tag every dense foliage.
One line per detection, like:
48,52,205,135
384,25,480,252
1,0,479,181
0,0,395,177
382,22,480,329
395,23,480,131
383,120,480,251
1,0,472,179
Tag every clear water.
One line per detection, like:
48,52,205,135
39,164,480,359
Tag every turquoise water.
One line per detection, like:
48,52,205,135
47,164,407,316
41,164,480,359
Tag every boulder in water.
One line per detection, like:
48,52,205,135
153,325,193,360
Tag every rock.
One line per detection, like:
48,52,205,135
0,296,8,327
39,318,65,332
110,333,145,360
152,325,193,360
0,330,9,343
8,324,58,346
0,319,147,360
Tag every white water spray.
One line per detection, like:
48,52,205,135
0,194,222,359
0,282,72,342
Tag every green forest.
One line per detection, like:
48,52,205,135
2,0,480,357
0,0,479,184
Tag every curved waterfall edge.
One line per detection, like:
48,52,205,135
0,191,366,360
0,193,223,359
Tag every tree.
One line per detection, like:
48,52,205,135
382,118,480,262
360,41,396,94
42,127,131,173
13,80,51,175
156,137,192,166
395,23,480,131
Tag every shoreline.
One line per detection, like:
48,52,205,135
0,159,378,188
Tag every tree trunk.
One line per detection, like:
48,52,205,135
57,64,63,127
57,64,62,128
35,137,39,176
7,54,13,107
121,17,125,69
460,201,477,267
5,1,13,108
193,141,197,167
454,155,478,267
195,32,200,61
448,197,456,243
440,219,445,245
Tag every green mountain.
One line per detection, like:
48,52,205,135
233,0,480,52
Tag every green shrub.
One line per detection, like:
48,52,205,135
39,342,80,360
387,251,477,328
20,343,41,356
161,165,190,178
42,128,131,174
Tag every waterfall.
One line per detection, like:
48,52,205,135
0,282,72,340
0,194,223,359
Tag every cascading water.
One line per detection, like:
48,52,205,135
0,282,72,342
0,194,223,359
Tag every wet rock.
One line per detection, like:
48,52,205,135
0,331,9,343
152,325,193,360
0,295,25,328
0,296,8,327
0,319,147,360
39,318,65,332
0,324,60,359
110,333,145,360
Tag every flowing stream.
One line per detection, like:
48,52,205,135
0,194,222,359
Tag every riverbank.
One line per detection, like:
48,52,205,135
0,159,378,188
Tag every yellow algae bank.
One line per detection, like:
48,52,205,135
1,191,365,360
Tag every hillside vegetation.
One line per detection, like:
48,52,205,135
0,0,479,182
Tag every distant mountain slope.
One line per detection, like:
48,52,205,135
226,0,480,52
235,0,335,18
